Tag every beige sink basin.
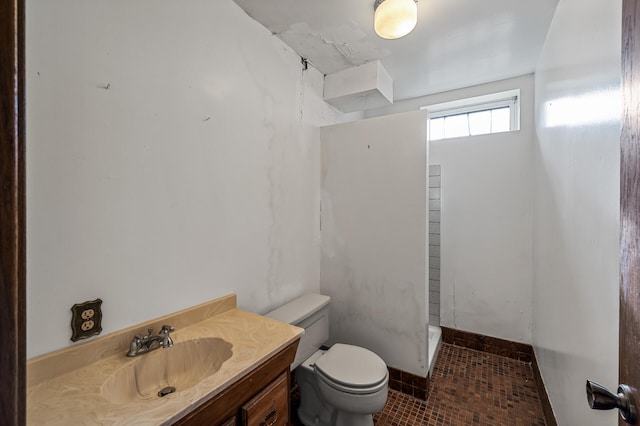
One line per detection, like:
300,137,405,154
101,337,233,404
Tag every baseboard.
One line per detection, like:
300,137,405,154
530,351,558,426
387,366,429,401
441,326,533,362
441,327,557,425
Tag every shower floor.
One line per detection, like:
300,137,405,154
373,343,547,425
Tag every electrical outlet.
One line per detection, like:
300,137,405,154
81,309,95,320
81,320,95,331
71,299,102,342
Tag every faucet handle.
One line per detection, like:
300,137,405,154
159,325,174,348
147,327,154,336
160,325,174,334
127,335,143,357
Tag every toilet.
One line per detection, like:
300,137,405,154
266,294,388,426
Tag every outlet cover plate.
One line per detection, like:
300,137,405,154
70,299,103,342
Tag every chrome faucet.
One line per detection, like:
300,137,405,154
127,325,174,357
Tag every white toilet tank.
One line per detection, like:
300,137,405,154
266,294,330,369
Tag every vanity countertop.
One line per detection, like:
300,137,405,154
27,294,302,425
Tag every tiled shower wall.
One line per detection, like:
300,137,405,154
429,165,441,326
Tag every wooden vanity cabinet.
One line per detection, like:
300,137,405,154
173,339,298,426
240,371,288,426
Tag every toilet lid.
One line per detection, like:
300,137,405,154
314,343,388,389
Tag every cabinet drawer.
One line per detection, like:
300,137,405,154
241,372,288,426
220,416,238,426
220,417,237,426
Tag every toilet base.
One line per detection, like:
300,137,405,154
299,404,375,426
297,351,333,426
334,411,374,426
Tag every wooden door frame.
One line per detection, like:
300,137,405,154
621,1,640,425
0,0,26,424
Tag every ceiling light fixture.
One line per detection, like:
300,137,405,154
374,0,418,40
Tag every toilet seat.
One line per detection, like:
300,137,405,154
314,344,388,395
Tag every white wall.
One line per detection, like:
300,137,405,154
432,76,535,344
26,0,357,358
368,75,535,344
533,0,621,425
320,111,429,376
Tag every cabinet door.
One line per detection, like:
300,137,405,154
240,372,288,426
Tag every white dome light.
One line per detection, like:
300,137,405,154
374,0,418,40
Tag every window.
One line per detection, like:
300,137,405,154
422,90,520,141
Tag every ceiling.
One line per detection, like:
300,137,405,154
232,0,559,102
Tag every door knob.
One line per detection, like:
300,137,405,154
586,380,637,424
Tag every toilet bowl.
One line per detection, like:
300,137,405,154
266,294,389,426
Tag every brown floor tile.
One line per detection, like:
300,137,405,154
373,344,547,425
291,343,547,426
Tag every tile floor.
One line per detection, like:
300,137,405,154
373,343,547,425
292,342,547,425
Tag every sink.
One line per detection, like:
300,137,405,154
101,337,233,404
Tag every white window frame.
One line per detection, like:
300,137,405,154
421,89,520,140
